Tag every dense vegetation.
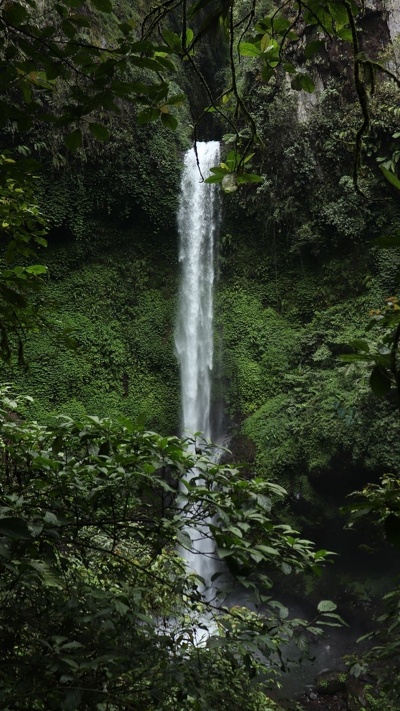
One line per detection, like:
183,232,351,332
1,0,400,709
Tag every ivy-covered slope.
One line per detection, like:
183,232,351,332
215,73,400,515
4,120,186,433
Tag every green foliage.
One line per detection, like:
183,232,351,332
216,286,299,419
0,154,48,363
9,250,180,432
0,389,333,710
345,477,400,707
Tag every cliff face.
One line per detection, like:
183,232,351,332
383,0,400,39
297,0,398,123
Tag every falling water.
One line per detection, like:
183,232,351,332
174,141,221,593
175,141,221,439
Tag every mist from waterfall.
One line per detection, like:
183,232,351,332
174,141,221,594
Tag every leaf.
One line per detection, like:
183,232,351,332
28,561,63,588
89,122,110,141
65,129,82,151
328,0,348,27
205,175,223,184
281,562,292,575
236,173,264,184
304,40,324,58
137,108,159,126
0,516,31,540
52,435,64,454
89,0,112,12
339,353,371,363
370,365,391,396
161,29,182,52
317,600,337,612
176,529,192,549
291,73,315,93
256,544,279,556
44,511,59,525
239,43,262,57
337,27,352,40
25,264,48,275
115,599,130,615
167,93,186,106
161,113,178,130
349,339,369,352
272,17,291,33
380,166,400,190
4,3,28,26
185,28,194,46
61,641,84,649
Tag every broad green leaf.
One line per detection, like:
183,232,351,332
205,175,223,184
167,93,186,106
28,561,63,588
337,27,352,40
304,40,324,59
256,544,279,556
65,128,82,151
137,108,159,125
89,122,110,141
161,113,178,130
370,365,392,396
236,173,264,184
239,43,262,58
328,0,348,27
291,73,315,93
25,264,48,275
338,353,371,362
262,65,274,82
162,29,182,52
89,0,112,12
380,166,400,190
349,339,369,352
176,529,192,549
209,166,227,175
281,562,292,575
0,516,31,540
317,600,337,612
185,28,194,46
130,56,166,73
271,17,291,33
131,40,154,54
4,3,28,26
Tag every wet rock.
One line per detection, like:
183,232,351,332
315,669,347,696
346,678,368,711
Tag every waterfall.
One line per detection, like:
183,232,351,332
175,141,221,439
174,141,221,593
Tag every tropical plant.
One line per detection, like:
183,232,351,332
0,388,337,709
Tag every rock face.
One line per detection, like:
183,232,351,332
385,0,400,40
296,0,399,123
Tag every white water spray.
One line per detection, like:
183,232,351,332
174,141,221,592
175,141,221,440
